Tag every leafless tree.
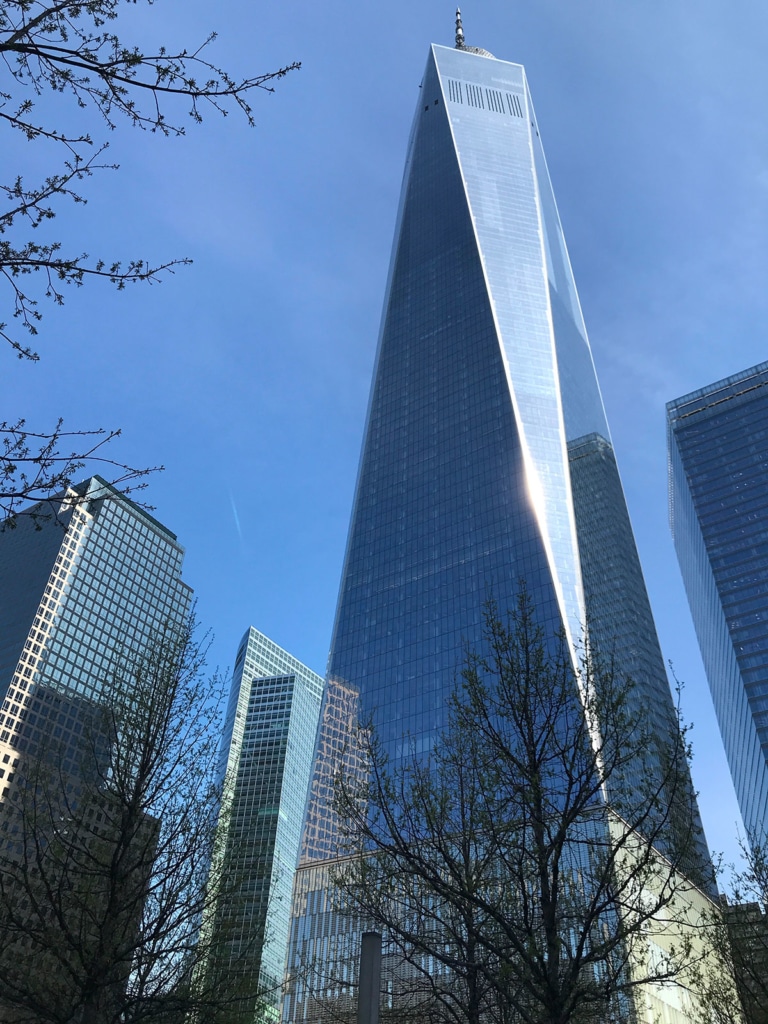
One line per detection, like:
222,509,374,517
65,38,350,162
0,418,159,524
1,0,298,360
693,837,768,1024
330,595,713,1024
1,0,299,517
0,620,266,1024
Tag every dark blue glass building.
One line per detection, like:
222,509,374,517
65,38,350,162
285,30,712,1022
212,627,322,1011
669,362,768,843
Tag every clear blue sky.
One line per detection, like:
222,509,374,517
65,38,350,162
2,0,767,867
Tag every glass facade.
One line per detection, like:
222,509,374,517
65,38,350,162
668,362,768,842
284,39,711,1022
324,47,572,767
0,475,192,792
213,628,323,1012
568,435,689,786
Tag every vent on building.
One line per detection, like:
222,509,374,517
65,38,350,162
446,78,463,104
486,89,505,114
445,78,525,121
506,92,524,118
465,83,485,109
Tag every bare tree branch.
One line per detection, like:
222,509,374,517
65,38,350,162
1,418,160,525
1,1,299,358
1,0,299,513
0,620,271,1024
326,593,731,1024
692,836,768,1024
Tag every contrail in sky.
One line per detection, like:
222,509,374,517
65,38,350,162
229,491,243,542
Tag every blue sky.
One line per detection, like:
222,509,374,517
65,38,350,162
2,0,767,866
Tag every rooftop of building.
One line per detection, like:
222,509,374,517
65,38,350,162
667,360,768,422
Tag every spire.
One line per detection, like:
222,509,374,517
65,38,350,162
453,8,494,57
455,7,465,49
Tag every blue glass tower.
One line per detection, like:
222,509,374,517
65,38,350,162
285,29,711,1022
668,362,768,843
0,475,192,788
213,628,323,1012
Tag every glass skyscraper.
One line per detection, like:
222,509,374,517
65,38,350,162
284,27,711,1022
0,475,192,789
668,361,768,843
213,628,323,1014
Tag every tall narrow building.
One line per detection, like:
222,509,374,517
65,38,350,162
668,361,768,844
285,21,712,1022
212,628,323,1012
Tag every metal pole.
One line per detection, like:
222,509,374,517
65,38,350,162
356,931,382,1024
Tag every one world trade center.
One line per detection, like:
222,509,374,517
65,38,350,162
283,18,712,1022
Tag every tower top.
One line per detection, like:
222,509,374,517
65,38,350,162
455,7,465,48
452,8,494,58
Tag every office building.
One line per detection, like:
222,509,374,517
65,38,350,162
282,18,715,1023
0,475,192,785
668,361,768,843
212,627,323,1014
723,900,768,1024
0,476,192,1020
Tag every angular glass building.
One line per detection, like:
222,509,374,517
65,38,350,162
668,361,768,843
0,475,192,788
213,628,323,1012
284,25,711,1022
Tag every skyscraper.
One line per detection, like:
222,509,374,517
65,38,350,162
285,21,711,1021
0,475,192,786
212,628,323,1011
0,476,193,1020
668,361,768,843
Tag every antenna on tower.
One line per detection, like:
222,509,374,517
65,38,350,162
455,7,465,49
453,8,494,58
